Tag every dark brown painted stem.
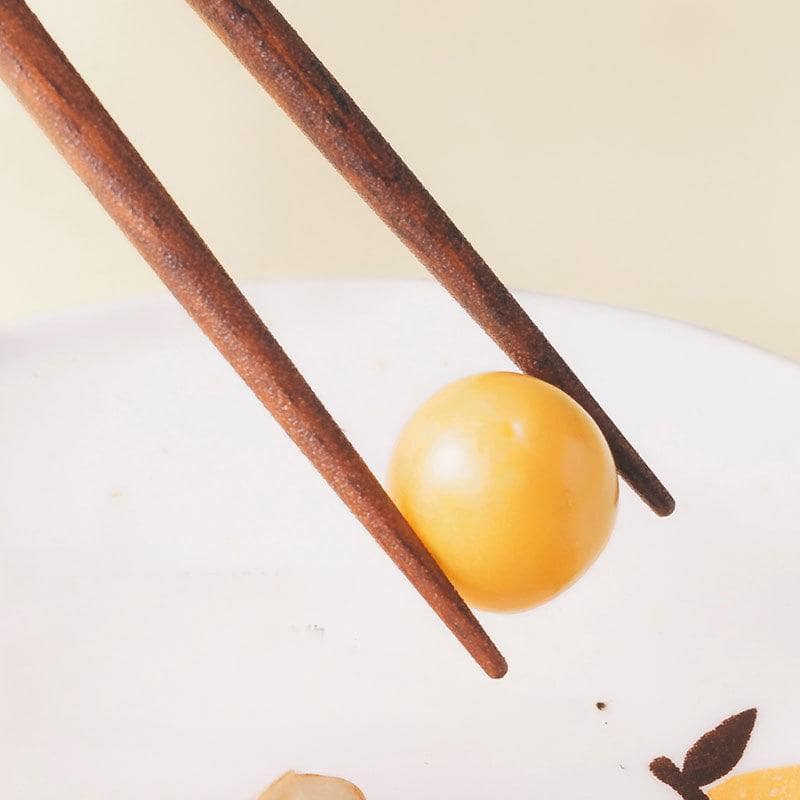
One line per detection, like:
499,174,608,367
185,0,675,517
650,758,710,800
0,0,507,679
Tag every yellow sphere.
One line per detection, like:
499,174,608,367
388,372,618,612
708,767,800,800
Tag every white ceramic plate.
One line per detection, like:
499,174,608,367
2,280,798,799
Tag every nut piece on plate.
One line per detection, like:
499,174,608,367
258,771,366,800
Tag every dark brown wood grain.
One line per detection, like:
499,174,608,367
0,0,507,678
186,0,675,517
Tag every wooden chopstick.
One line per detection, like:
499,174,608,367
186,0,675,518
0,0,507,679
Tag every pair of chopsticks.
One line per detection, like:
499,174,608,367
0,0,673,679
187,0,675,520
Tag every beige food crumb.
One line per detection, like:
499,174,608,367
259,771,366,800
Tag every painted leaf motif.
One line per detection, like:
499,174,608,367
682,709,757,787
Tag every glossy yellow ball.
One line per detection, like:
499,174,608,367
708,767,800,800
388,372,618,612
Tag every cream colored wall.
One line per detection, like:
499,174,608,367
1,1,798,360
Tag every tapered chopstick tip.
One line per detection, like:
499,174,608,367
655,493,676,517
487,656,509,680
643,482,675,517
471,640,508,679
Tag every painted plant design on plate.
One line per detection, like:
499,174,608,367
650,709,800,799
251,707,800,798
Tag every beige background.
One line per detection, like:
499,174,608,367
1,0,798,360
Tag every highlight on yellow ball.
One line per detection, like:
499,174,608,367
388,372,618,612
